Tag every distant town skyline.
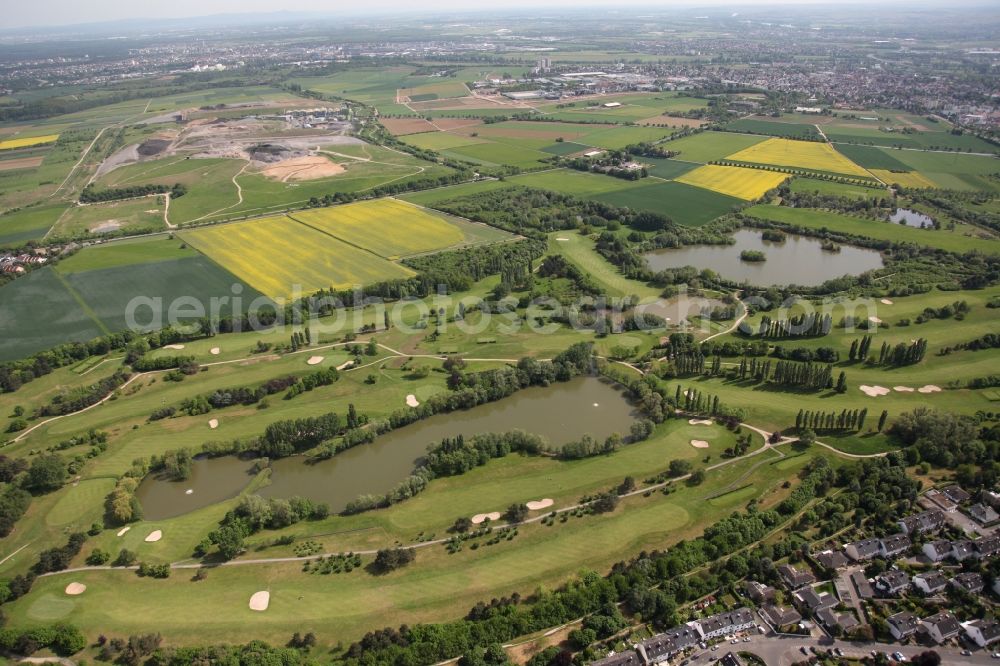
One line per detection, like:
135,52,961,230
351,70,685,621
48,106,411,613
2,0,971,31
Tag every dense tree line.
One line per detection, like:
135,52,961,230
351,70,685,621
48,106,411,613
733,356,836,390
79,183,186,204
748,313,832,338
795,408,869,432
208,495,329,560
939,332,1000,355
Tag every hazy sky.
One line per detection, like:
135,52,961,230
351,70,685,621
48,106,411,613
6,0,930,30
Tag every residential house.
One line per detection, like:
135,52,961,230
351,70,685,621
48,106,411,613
899,510,946,534
778,564,815,590
887,611,920,640
879,534,912,559
815,549,849,570
925,488,958,512
912,571,948,595
950,572,984,595
636,625,700,665
816,607,860,634
921,612,962,644
968,503,1000,526
975,534,1000,559
760,604,801,628
923,540,953,562
850,571,875,599
592,651,643,666
844,538,881,562
963,619,1000,648
744,581,775,603
943,485,972,505
719,654,745,666
984,490,1000,509
951,540,977,562
793,587,837,614
874,570,911,596
691,608,755,640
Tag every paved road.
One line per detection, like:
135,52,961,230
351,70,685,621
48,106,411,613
689,633,996,666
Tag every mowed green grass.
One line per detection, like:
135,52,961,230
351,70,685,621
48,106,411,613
180,215,416,299
591,180,743,226
744,204,1000,255
659,131,768,164
507,169,647,196
398,179,514,206
56,237,200,274
642,157,699,180
0,204,67,247
548,232,661,300
728,118,822,140
48,197,166,239
787,177,887,200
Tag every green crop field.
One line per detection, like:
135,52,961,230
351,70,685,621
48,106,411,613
787,177,886,199
826,127,999,154
48,197,166,239
833,144,912,171
659,131,768,164
56,236,200,273
727,118,822,140
591,180,743,226
0,203,67,246
508,168,647,196
642,157,699,180
745,204,1000,255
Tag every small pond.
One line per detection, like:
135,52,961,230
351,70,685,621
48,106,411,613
890,208,934,228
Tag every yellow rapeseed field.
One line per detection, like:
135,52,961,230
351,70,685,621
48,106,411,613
724,137,871,178
675,164,788,200
0,134,59,151
180,215,415,299
290,199,465,260
869,169,937,189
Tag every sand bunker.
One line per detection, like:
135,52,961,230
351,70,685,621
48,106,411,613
64,582,87,596
690,439,710,449
210,347,220,355
869,316,883,324
894,386,915,393
688,419,713,426
144,530,163,543
471,512,502,524
881,299,894,305
555,237,569,241
260,155,345,182
918,385,942,394
208,419,219,429
406,394,420,407
163,344,185,350
117,526,131,537
860,385,891,397
185,489,193,495
306,356,324,365
249,590,270,611
336,360,354,371
526,499,554,511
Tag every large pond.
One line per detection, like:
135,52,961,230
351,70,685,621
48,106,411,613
890,208,934,228
643,229,884,287
136,376,640,520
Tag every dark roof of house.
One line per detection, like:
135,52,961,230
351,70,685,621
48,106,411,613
875,570,910,590
976,534,1000,556
744,580,775,600
817,607,859,631
639,625,700,661
914,571,948,591
924,539,952,558
778,564,815,587
719,653,745,666
694,608,754,635
900,509,946,533
952,540,976,559
888,611,920,634
880,534,911,553
943,485,972,503
845,538,881,557
761,604,801,627
815,550,849,569
591,651,642,666
850,571,875,598
969,503,1000,524
969,619,1000,642
923,611,961,637
951,572,984,592
794,587,837,611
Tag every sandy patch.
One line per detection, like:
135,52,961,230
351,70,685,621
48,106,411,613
690,439,710,449
526,499,554,511
116,526,131,537
336,360,354,371
471,512,502,524
185,489,193,495
860,385,890,397
0,155,44,171
688,419,713,426
260,155,345,182
144,530,163,543
918,385,942,394
893,386,915,393
637,115,707,128
163,344,185,350
249,590,270,611
406,394,420,407
306,355,324,365
868,316,883,324
380,117,436,135
555,237,569,241
433,117,484,131
64,582,87,595
208,419,218,429
881,299,894,305
210,347,221,355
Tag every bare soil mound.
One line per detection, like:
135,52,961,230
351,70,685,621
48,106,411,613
260,155,345,182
